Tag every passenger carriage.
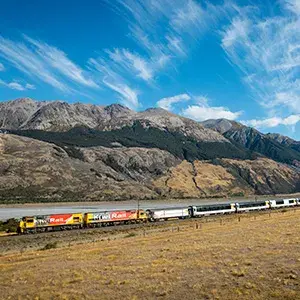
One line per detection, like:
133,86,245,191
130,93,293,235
235,201,269,212
269,198,297,209
189,203,236,217
146,207,190,221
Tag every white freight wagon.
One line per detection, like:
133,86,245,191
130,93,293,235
147,208,190,221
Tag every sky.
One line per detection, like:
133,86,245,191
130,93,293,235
0,0,299,138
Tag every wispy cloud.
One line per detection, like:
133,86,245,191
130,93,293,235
23,35,98,88
221,1,300,116
25,83,36,90
89,57,139,109
170,0,205,34
0,35,98,93
157,93,191,110
242,114,300,129
0,63,5,71
107,48,154,82
0,79,35,91
285,0,300,15
109,0,223,80
103,78,139,109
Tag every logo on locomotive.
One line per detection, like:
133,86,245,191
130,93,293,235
92,212,110,221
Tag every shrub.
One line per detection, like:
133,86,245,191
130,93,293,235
41,241,58,250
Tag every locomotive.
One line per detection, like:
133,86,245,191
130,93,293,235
17,198,300,234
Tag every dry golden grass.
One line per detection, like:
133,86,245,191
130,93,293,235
1,210,300,299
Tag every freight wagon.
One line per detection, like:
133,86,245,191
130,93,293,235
146,207,190,221
84,209,147,227
17,213,83,233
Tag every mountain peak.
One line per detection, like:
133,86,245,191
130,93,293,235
201,118,236,134
9,97,35,105
144,107,169,114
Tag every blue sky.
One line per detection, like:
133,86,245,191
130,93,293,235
0,0,299,138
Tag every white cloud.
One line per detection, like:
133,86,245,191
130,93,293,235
0,35,98,93
103,78,139,109
182,105,242,121
7,82,25,91
170,0,205,33
285,0,300,15
266,92,300,113
25,83,36,90
221,3,300,116
89,57,140,109
157,93,242,122
0,35,69,91
166,35,186,56
0,63,4,71
194,95,209,106
0,79,35,91
157,94,191,110
221,18,250,48
110,0,223,78
24,35,98,88
107,49,154,82
242,115,300,129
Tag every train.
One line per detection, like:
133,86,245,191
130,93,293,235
17,198,300,234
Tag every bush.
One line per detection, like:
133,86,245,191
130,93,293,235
41,241,58,250
0,218,19,233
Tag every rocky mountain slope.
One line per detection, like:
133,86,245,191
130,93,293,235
0,134,299,202
201,119,300,165
0,98,47,129
0,98,299,202
2,98,226,143
153,158,300,198
0,134,175,201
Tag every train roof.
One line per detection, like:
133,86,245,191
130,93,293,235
146,206,189,211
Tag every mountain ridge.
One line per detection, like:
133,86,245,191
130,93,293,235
0,98,299,202
0,133,299,202
201,118,300,165
1,98,227,143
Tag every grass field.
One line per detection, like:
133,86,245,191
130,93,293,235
1,209,300,299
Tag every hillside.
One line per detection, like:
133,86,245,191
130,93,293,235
0,133,299,202
9,122,254,162
0,98,299,202
1,98,226,143
201,119,300,165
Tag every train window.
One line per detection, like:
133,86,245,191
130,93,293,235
239,202,265,208
289,200,295,203
73,217,80,221
276,200,284,205
196,204,231,212
26,219,34,223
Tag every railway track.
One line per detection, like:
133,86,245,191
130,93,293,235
1,206,299,255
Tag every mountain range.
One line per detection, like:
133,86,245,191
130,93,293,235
0,98,299,203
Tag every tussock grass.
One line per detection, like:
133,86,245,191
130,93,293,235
1,209,300,299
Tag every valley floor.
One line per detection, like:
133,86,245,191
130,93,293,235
1,209,300,299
